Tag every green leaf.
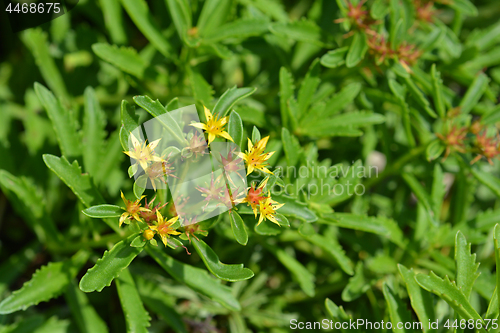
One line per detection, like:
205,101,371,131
430,64,446,118
342,262,371,302
431,164,445,219
212,86,257,117
197,0,232,36
270,194,317,222
83,205,123,218
320,47,348,68
0,244,39,296
470,167,500,197
98,0,127,44
297,59,320,117
426,140,445,162
306,83,362,119
398,265,436,331
383,283,413,333
65,281,109,333
22,29,69,104
448,0,478,16
116,269,151,333
371,0,389,19
494,224,500,318
415,272,486,331
120,0,172,57
79,234,143,292
82,86,107,178
305,233,354,275
282,127,301,167
227,111,244,150
229,211,248,246
402,173,437,225
265,244,315,297
0,251,88,314
455,231,480,300
346,32,368,68
279,67,295,129
35,83,81,160
300,112,384,137
270,19,324,46
254,219,284,235
92,43,147,78
0,170,59,244
120,100,141,151
251,126,261,143
191,238,254,282
403,76,437,118
204,19,269,43
164,0,192,43
146,246,241,311
133,96,187,145
188,69,214,106
321,213,405,247
459,72,489,114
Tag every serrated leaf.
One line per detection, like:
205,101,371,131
191,238,254,282
346,32,368,68
265,244,315,297
270,19,324,46
212,86,257,117
455,231,480,300
92,43,147,78
35,83,81,160
146,246,241,311
116,269,151,333
305,233,354,275
297,58,320,117
320,47,348,68
321,213,405,247
342,262,371,302
0,251,88,314
279,67,295,129
229,210,248,246
79,234,143,292
398,265,436,331
82,204,123,218
383,282,413,333
227,111,244,150
415,272,486,331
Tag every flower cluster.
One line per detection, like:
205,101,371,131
119,192,180,247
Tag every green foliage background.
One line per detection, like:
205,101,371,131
1,0,500,332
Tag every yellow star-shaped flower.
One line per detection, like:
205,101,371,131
190,106,233,145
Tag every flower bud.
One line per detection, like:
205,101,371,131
143,229,155,240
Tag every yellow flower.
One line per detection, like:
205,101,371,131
258,194,284,226
239,136,275,175
240,178,269,217
149,211,181,246
123,134,163,170
119,191,149,226
190,106,233,145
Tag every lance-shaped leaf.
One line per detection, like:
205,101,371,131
282,127,301,167
383,282,413,333
164,0,191,43
83,205,123,218
265,243,315,297
431,164,444,221
120,100,141,151
426,140,445,161
79,234,143,292
320,47,348,68
191,238,254,282
212,86,257,117
403,76,437,118
65,281,109,333
197,0,231,36
227,111,244,150
203,19,269,43
98,0,127,44
415,272,486,331
470,167,500,198
402,173,437,226
82,87,107,179
279,67,295,129
455,231,480,300
459,72,489,114
133,96,187,145
269,19,324,46
430,64,446,118
398,265,436,331
92,43,147,78
297,58,320,117
0,251,88,314
263,194,317,222
229,210,248,246
116,269,151,333
346,32,368,68
146,246,241,311
35,82,81,160
321,213,405,247
120,0,171,57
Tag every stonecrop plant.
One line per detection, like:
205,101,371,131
1,0,500,332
